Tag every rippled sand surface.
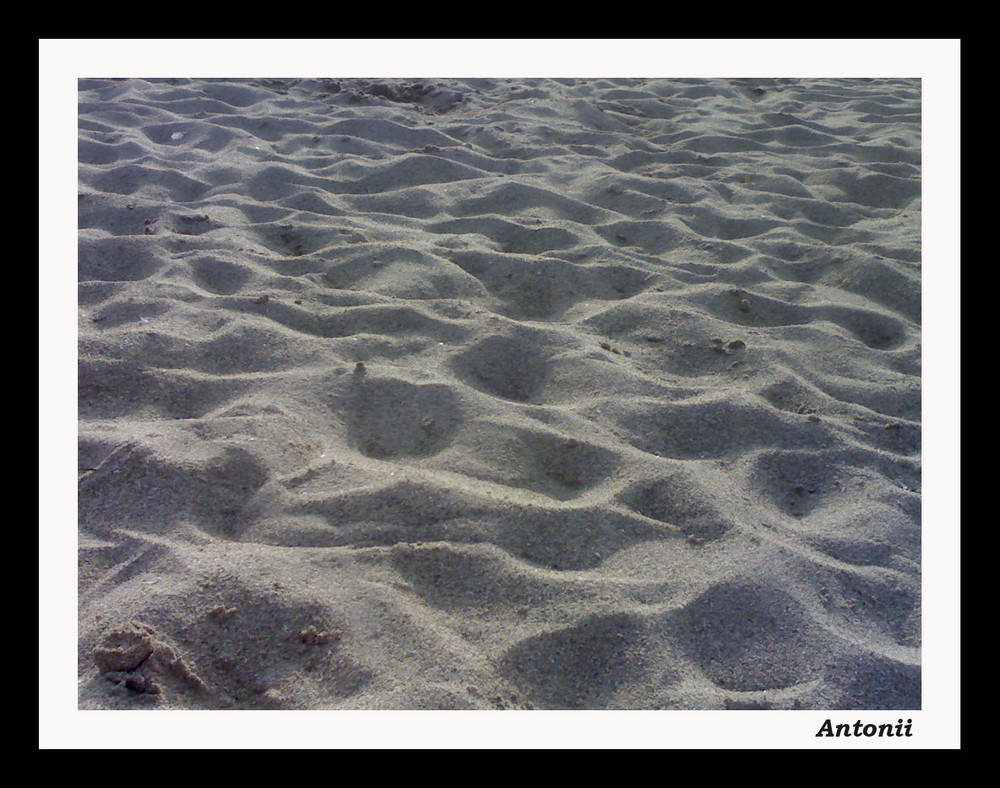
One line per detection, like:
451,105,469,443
76,76,922,714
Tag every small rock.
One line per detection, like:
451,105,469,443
93,621,156,673
300,625,339,646
206,605,238,621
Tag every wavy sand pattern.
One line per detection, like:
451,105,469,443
78,78,921,710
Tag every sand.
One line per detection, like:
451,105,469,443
72,74,930,731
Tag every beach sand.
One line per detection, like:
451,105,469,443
75,76,923,716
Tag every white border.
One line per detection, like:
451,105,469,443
40,39,960,749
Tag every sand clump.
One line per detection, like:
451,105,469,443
77,77,921,712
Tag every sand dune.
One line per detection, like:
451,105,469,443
77,77,921,712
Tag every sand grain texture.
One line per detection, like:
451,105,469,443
78,77,921,711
